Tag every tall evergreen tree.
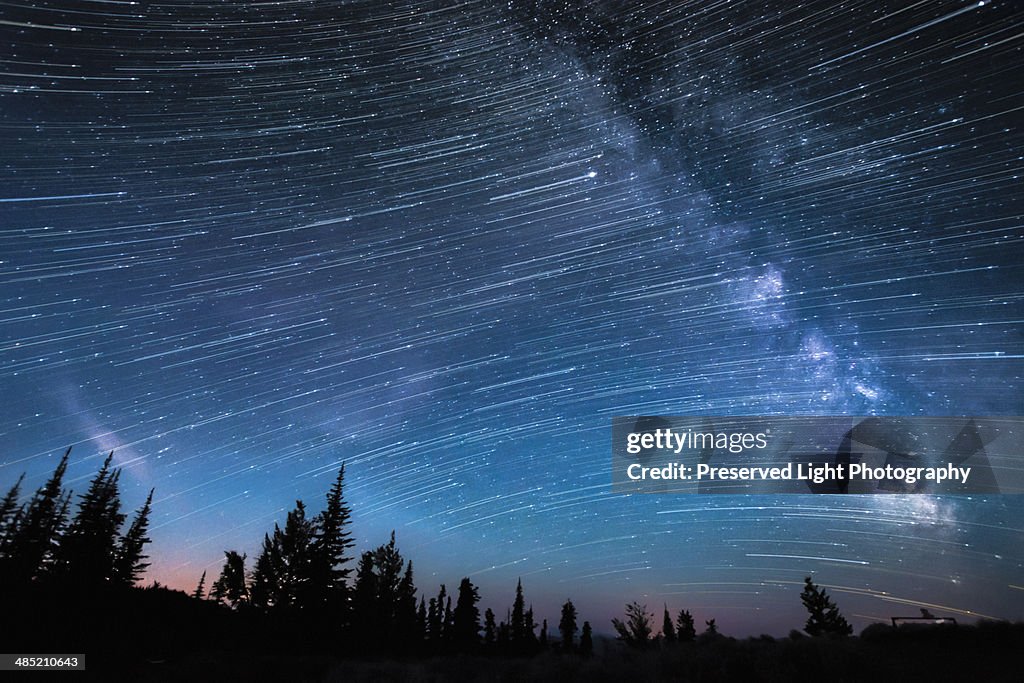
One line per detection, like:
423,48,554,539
114,488,153,585
801,576,852,636
511,578,527,643
417,596,428,643
55,452,124,584
0,473,24,544
394,560,419,647
676,609,696,642
662,605,676,643
308,464,354,608
427,596,440,642
249,530,284,608
352,550,380,638
483,608,497,648
192,570,207,600
451,577,481,652
211,550,248,608
559,599,578,651
279,500,315,607
580,621,593,656
539,619,548,648
4,448,70,582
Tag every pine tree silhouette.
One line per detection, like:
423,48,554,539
416,596,428,644
559,599,578,652
114,488,153,585
662,605,676,643
279,500,315,607
511,578,527,644
4,448,70,583
676,608,696,642
211,550,248,608
580,621,593,656
394,560,419,648
801,576,852,636
0,473,24,542
55,452,125,585
427,595,440,643
308,464,354,611
192,570,207,600
483,607,497,648
249,530,285,608
452,577,481,652
539,619,548,648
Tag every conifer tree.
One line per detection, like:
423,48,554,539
704,618,718,636
801,576,852,636
484,608,497,647
395,560,419,646
511,578,527,643
193,570,207,600
4,448,70,582
309,464,354,608
662,605,676,643
676,609,696,642
114,488,153,585
452,577,481,651
55,452,124,584
427,596,440,642
580,621,593,656
539,619,548,648
279,500,315,607
249,530,284,608
352,550,380,637
211,550,248,608
559,599,578,652
0,473,24,545
417,596,428,642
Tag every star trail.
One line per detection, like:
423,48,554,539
1,0,1022,635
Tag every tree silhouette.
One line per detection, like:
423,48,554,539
704,618,718,636
559,599,578,651
511,578,528,644
662,605,676,643
417,596,428,643
114,488,153,585
612,602,654,649
801,576,852,636
351,532,417,650
249,530,285,609
483,608,497,648
452,577,481,651
192,570,207,600
580,621,593,656
394,560,419,648
0,473,24,541
3,448,70,583
676,609,696,642
279,500,315,607
55,452,125,585
211,550,248,608
308,464,354,611
427,593,441,643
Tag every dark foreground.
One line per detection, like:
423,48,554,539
125,622,1024,682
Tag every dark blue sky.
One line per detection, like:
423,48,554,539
2,0,1022,636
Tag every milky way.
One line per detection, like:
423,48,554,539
2,1,1023,635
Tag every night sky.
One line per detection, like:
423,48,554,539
2,1,1023,636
